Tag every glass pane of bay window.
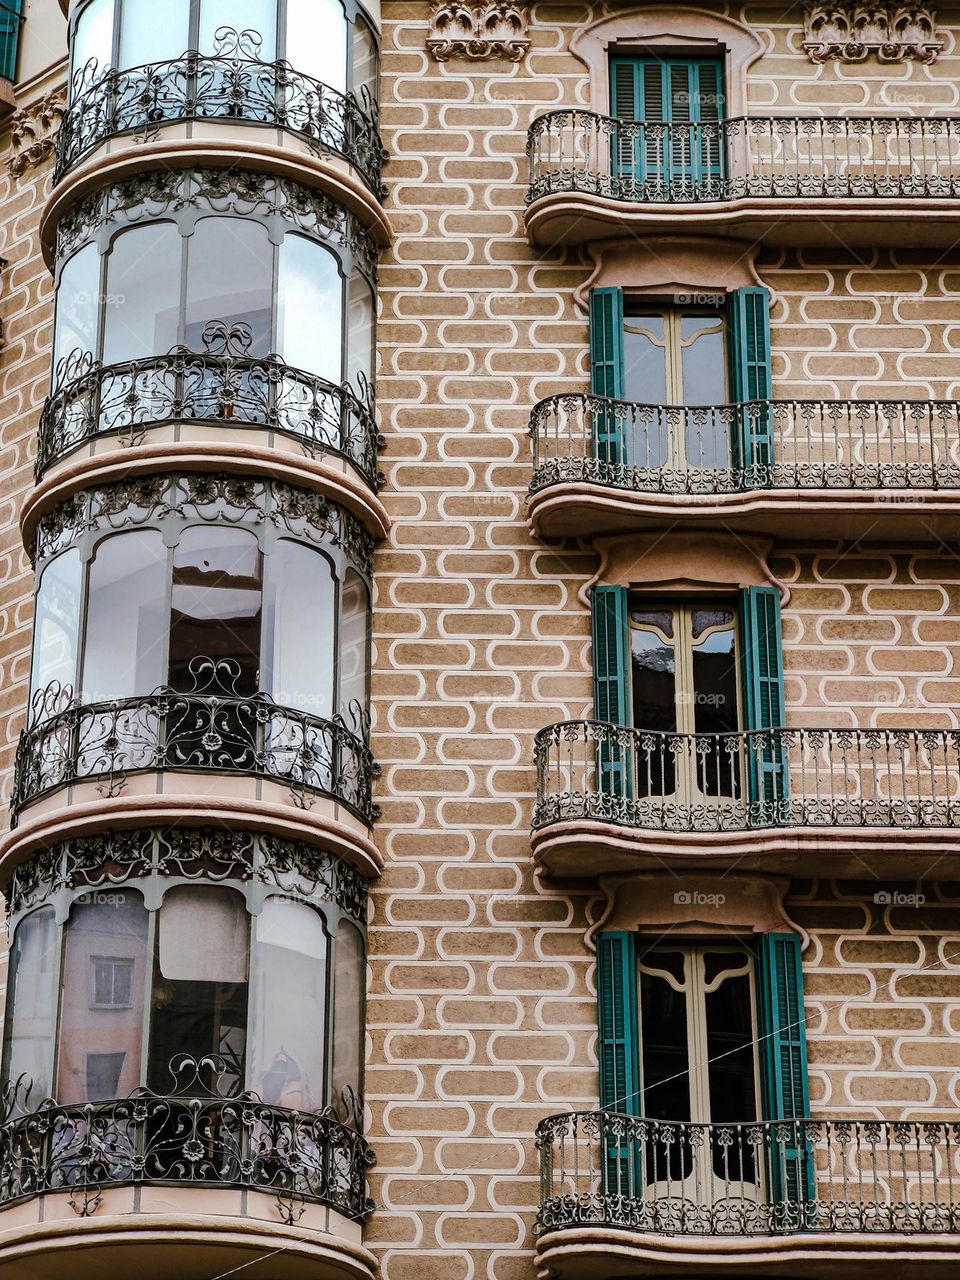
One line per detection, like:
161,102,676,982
347,269,375,392
287,0,346,90
352,12,379,109
118,0,189,67
169,526,263,694
56,891,149,1103
1,907,58,1112
150,886,249,1096
199,0,276,59
264,540,334,716
102,223,181,364
339,567,369,720
82,531,167,701
277,232,342,383
331,917,364,1118
184,218,273,357
53,242,101,372
31,547,82,705
248,897,327,1111
71,0,116,86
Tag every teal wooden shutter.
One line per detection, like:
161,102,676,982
727,287,773,474
757,932,812,1210
739,586,787,819
597,930,641,1197
609,58,724,189
0,0,22,80
589,287,624,468
592,584,631,799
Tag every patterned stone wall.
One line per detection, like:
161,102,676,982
370,3,960,1277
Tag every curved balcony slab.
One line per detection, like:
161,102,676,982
526,112,960,249
0,786,382,885
536,1226,960,1279
23,439,389,550
528,483,960,542
41,132,390,262
525,190,960,249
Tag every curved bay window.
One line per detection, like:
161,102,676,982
15,475,374,820
60,0,383,187
0,831,371,1215
42,170,379,483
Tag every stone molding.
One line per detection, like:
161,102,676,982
426,1,529,62
570,7,764,118
7,87,65,176
576,236,763,312
589,871,808,949
802,2,943,63
586,530,780,601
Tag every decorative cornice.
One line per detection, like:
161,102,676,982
802,2,943,63
7,87,66,176
427,0,530,62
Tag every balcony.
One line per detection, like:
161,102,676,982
536,1111,960,1278
45,37,389,245
528,395,960,540
533,720,960,878
11,658,379,834
35,348,386,537
525,111,960,248
0,1057,374,1280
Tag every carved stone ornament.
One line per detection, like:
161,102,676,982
802,2,943,63
7,87,66,176
427,0,530,62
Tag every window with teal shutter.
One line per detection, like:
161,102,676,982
596,930,641,1197
0,0,21,81
609,58,725,190
591,584,631,798
738,585,787,819
756,932,813,1208
726,286,773,473
589,287,624,468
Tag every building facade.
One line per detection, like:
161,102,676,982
1,1,960,1279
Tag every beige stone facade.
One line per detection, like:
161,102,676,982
0,2,959,1279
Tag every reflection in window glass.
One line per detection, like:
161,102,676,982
331,917,364,1117
150,886,249,1096
1,908,58,1112
53,243,101,371
102,224,181,364
623,314,667,405
277,233,342,382
71,0,116,84
57,892,149,1103
265,541,335,716
169,527,263,694
287,0,346,91
352,12,379,107
31,548,82,703
347,270,374,391
249,897,327,1111
199,0,276,59
82,531,167,701
691,612,738,737
185,218,273,357
339,568,369,719
118,0,189,68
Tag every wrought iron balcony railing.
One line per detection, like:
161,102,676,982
537,1112,960,1237
12,660,379,825
529,395,960,496
534,720,960,833
39,346,382,488
0,1056,374,1220
527,111,960,205
57,31,386,194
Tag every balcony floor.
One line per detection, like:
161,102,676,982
536,1225,960,1279
532,818,960,879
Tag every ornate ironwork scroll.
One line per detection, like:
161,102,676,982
11,658,379,824
0,1056,375,1220
56,35,387,196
